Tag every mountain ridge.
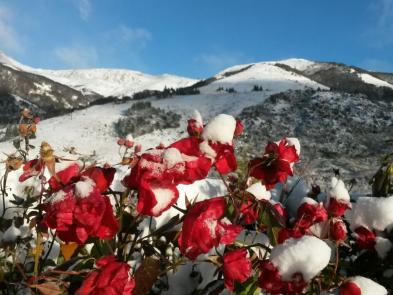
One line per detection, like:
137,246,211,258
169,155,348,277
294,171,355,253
0,52,392,189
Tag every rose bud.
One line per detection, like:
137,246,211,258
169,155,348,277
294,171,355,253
117,138,125,146
134,144,142,153
124,140,134,148
121,157,132,165
34,117,41,124
330,218,347,242
234,119,244,137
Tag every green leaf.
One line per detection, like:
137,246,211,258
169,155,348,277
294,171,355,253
258,204,283,246
234,277,260,295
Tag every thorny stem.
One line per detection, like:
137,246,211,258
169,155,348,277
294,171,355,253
39,232,57,273
1,170,9,218
219,173,240,219
327,243,340,288
33,233,43,281
333,244,340,278
172,204,187,214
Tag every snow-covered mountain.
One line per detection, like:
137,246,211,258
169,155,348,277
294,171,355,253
1,52,392,188
33,69,197,97
0,51,197,98
199,59,328,94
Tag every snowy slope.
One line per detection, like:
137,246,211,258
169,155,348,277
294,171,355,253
34,69,198,97
200,60,329,94
357,72,393,89
0,91,269,164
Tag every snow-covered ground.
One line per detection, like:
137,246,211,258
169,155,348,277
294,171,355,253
0,91,270,164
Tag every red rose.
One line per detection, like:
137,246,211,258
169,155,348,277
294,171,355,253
240,197,259,224
76,255,135,295
258,261,306,294
82,166,116,193
296,201,328,229
223,249,252,290
19,159,44,182
354,226,376,249
187,119,204,136
178,197,242,260
208,141,237,174
123,137,211,216
272,202,289,221
187,111,204,137
48,163,80,191
42,164,119,244
277,228,305,244
339,281,361,295
43,189,119,244
330,219,347,242
249,139,299,190
327,198,350,217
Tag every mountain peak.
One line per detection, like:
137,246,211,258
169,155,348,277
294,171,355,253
0,51,33,72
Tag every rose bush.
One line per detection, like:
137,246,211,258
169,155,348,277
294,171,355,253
0,108,391,294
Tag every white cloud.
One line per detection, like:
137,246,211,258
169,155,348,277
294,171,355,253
118,25,152,46
195,52,246,73
105,25,152,48
74,0,91,21
54,44,98,68
0,5,22,52
367,0,393,47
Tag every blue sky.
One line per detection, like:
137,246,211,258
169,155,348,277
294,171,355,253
0,0,393,78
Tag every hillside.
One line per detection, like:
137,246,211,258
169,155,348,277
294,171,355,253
0,53,392,189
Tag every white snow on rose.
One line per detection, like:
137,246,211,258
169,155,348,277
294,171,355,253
286,137,301,156
345,276,387,295
201,114,236,144
349,196,393,232
269,235,331,282
74,177,95,198
246,182,271,200
199,140,217,159
163,148,184,168
151,187,177,216
328,177,350,202
190,110,203,127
